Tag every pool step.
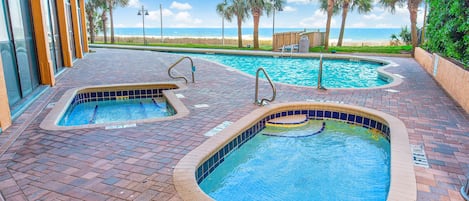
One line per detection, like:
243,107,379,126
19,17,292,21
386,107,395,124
266,115,308,128
263,120,326,138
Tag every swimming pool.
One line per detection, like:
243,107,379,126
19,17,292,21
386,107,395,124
173,102,417,200
40,83,189,130
177,53,390,88
199,119,390,200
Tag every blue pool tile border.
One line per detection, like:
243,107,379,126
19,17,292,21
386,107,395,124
195,109,391,184
70,88,176,107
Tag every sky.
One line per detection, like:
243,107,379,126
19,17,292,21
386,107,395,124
111,0,426,29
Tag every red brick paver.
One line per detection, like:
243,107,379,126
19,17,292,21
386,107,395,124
0,48,468,200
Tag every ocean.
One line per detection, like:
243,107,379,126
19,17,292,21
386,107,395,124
109,27,401,42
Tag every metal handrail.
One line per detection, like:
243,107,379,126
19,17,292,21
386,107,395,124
255,67,277,106
167,56,195,84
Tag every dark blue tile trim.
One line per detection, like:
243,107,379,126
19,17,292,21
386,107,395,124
195,109,392,184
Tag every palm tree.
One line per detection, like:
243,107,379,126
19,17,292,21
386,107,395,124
85,0,107,43
220,0,250,48
319,0,340,50
247,0,271,49
107,0,129,44
100,5,108,43
324,0,335,50
336,0,372,46
85,1,97,43
379,0,422,56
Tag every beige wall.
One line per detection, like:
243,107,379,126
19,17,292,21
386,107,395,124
414,47,434,74
0,56,12,131
414,47,469,113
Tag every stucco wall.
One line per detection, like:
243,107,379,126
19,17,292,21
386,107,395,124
415,47,469,113
414,47,434,74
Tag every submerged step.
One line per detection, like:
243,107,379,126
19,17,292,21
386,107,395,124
266,114,308,128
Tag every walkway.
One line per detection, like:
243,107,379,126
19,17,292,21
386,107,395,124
0,48,467,200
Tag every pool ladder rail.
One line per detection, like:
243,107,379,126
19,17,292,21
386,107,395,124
167,56,195,84
254,67,277,106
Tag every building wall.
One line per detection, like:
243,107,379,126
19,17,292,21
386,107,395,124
0,0,88,132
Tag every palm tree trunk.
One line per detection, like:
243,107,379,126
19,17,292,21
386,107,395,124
324,0,334,50
408,0,419,56
109,2,115,44
253,11,260,49
87,13,95,43
337,0,349,47
102,12,107,43
237,16,243,48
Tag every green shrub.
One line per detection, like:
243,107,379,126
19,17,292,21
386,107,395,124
425,0,469,68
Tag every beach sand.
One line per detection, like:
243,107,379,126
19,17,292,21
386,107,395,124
95,36,391,47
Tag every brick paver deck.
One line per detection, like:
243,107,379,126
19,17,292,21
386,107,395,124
0,48,468,200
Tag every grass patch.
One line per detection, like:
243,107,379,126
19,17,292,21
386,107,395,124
310,46,412,54
93,41,411,54
93,41,272,51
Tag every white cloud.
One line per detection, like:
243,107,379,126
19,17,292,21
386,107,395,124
299,9,337,28
170,1,192,10
162,11,202,27
349,22,367,28
147,9,173,21
287,0,313,4
363,13,385,20
282,6,297,12
127,0,140,8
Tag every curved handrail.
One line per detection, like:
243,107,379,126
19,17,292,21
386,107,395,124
167,56,195,84
255,67,277,106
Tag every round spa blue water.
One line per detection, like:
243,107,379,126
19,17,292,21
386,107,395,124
199,120,390,201
178,53,388,88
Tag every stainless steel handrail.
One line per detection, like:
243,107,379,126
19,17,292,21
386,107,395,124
255,67,277,106
167,56,195,84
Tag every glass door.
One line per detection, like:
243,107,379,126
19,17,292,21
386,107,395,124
0,0,21,105
0,0,40,107
77,0,84,53
43,0,63,74
65,0,76,60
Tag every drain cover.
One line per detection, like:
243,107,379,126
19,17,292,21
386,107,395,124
204,121,232,137
411,144,429,168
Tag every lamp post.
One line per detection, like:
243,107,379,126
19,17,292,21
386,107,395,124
137,5,149,45
222,0,226,46
160,4,163,43
271,1,282,49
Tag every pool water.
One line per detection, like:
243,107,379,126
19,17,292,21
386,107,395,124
199,120,390,201
178,53,388,88
58,97,174,126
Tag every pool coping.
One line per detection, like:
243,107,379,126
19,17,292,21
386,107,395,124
173,102,416,201
183,53,403,91
90,45,403,90
39,82,190,130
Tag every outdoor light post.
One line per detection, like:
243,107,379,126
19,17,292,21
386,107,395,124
272,4,283,35
137,5,149,45
160,3,163,43
222,0,227,46
271,1,282,48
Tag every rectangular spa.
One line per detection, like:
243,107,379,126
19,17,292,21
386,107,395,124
40,83,189,130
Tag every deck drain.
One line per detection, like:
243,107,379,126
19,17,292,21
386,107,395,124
105,124,137,130
411,144,429,168
175,94,185,98
393,74,405,78
194,104,209,108
385,89,400,93
46,102,57,109
204,121,233,136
